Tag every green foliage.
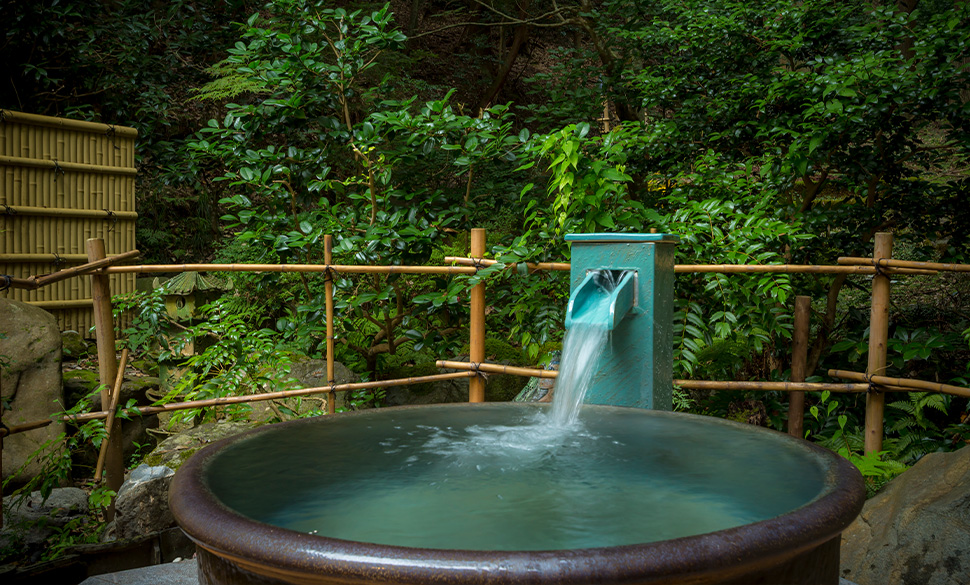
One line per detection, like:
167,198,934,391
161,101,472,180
808,390,908,496
519,122,644,240
887,392,950,463
153,299,300,425
189,2,532,374
113,289,170,356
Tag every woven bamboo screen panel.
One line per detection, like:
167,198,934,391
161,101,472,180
1,110,137,335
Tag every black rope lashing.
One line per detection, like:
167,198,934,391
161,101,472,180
469,361,487,379
104,209,117,233
471,257,487,270
105,125,116,139
52,159,65,181
0,275,12,292
52,252,63,269
2,203,16,215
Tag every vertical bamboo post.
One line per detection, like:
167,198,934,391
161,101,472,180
86,238,123,518
469,228,486,403
325,235,336,415
1,381,4,530
95,349,129,482
865,232,893,454
787,296,811,438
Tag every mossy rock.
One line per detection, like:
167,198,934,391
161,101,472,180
63,369,101,406
484,373,527,402
124,376,161,394
61,330,92,359
143,421,262,471
535,341,563,365
385,362,440,397
130,357,159,376
458,338,529,366
383,362,469,406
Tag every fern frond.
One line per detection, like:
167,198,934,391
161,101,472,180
191,60,269,102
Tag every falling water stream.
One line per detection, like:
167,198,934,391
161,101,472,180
548,270,618,426
206,270,826,550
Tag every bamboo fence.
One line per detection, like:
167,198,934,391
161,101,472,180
2,229,970,519
0,110,137,332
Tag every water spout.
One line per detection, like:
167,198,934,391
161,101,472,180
564,270,636,331
563,233,679,410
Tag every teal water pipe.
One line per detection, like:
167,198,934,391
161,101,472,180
564,233,678,410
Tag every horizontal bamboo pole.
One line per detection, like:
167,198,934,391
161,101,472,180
444,257,935,276
23,299,94,309
445,256,571,272
0,155,137,176
828,370,970,399
0,372,477,438
0,205,138,220
679,264,935,275
437,360,560,379
675,380,868,393
6,249,141,290
838,256,969,273
437,361,869,392
0,110,139,137
105,263,478,275
0,254,110,263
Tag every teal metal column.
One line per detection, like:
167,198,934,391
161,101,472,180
564,233,678,410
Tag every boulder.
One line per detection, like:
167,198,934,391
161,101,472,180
840,445,970,585
60,330,91,359
0,487,89,553
112,464,176,540
143,420,259,471
383,355,524,407
383,361,468,406
63,369,101,407
0,299,64,484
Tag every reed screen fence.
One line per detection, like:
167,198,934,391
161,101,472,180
0,110,137,332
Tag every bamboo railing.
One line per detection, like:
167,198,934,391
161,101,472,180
2,230,969,524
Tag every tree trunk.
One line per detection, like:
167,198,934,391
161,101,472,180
477,0,531,110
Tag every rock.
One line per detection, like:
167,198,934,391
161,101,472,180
63,369,101,407
383,354,524,407
840,446,970,585
113,464,176,540
0,299,65,484
65,372,160,412
130,357,159,376
143,420,259,471
383,361,468,406
1,487,90,551
60,330,91,359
